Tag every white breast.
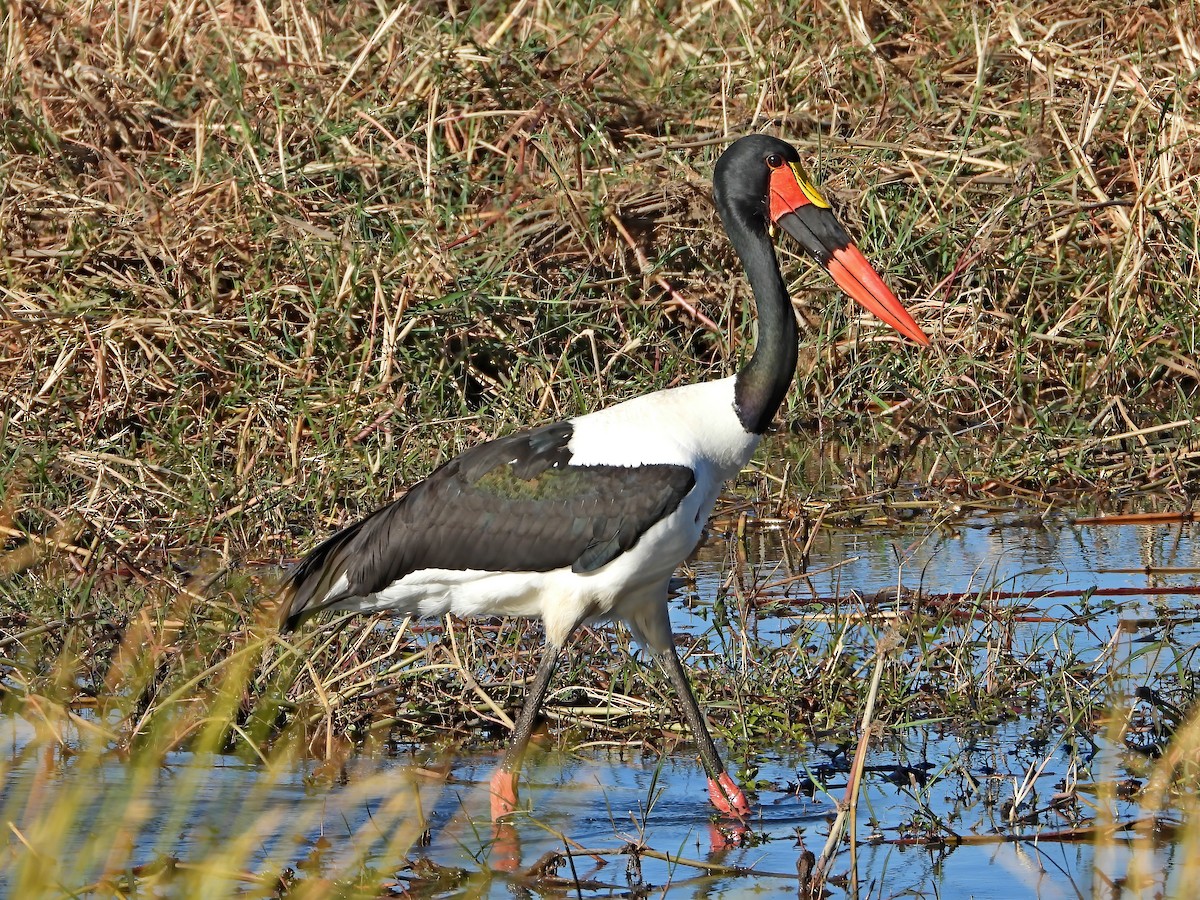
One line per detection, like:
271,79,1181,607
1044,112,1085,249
566,376,758,477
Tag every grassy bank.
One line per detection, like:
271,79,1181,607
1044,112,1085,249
3,0,1198,571
2,0,1200,894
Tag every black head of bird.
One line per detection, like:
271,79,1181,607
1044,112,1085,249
716,133,930,347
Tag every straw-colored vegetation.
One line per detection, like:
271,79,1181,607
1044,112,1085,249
2,0,1198,895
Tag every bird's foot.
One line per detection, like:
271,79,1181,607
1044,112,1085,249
707,772,750,818
489,767,521,821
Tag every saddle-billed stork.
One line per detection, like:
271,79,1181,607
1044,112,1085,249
279,133,930,820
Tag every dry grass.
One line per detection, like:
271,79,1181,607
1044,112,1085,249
3,0,1198,576
2,0,1200,895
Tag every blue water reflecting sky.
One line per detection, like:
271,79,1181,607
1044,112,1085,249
2,514,1197,896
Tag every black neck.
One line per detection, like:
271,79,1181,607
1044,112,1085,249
726,217,799,435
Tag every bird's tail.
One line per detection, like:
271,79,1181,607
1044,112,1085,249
276,520,366,631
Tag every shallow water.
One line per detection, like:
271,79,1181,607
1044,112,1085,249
3,510,1198,896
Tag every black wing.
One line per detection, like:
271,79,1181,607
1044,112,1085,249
280,422,695,628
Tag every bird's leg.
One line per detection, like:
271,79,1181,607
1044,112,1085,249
490,642,562,820
654,641,750,818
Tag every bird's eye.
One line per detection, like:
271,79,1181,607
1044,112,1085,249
766,153,784,169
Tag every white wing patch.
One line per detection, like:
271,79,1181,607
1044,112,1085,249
322,572,350,605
